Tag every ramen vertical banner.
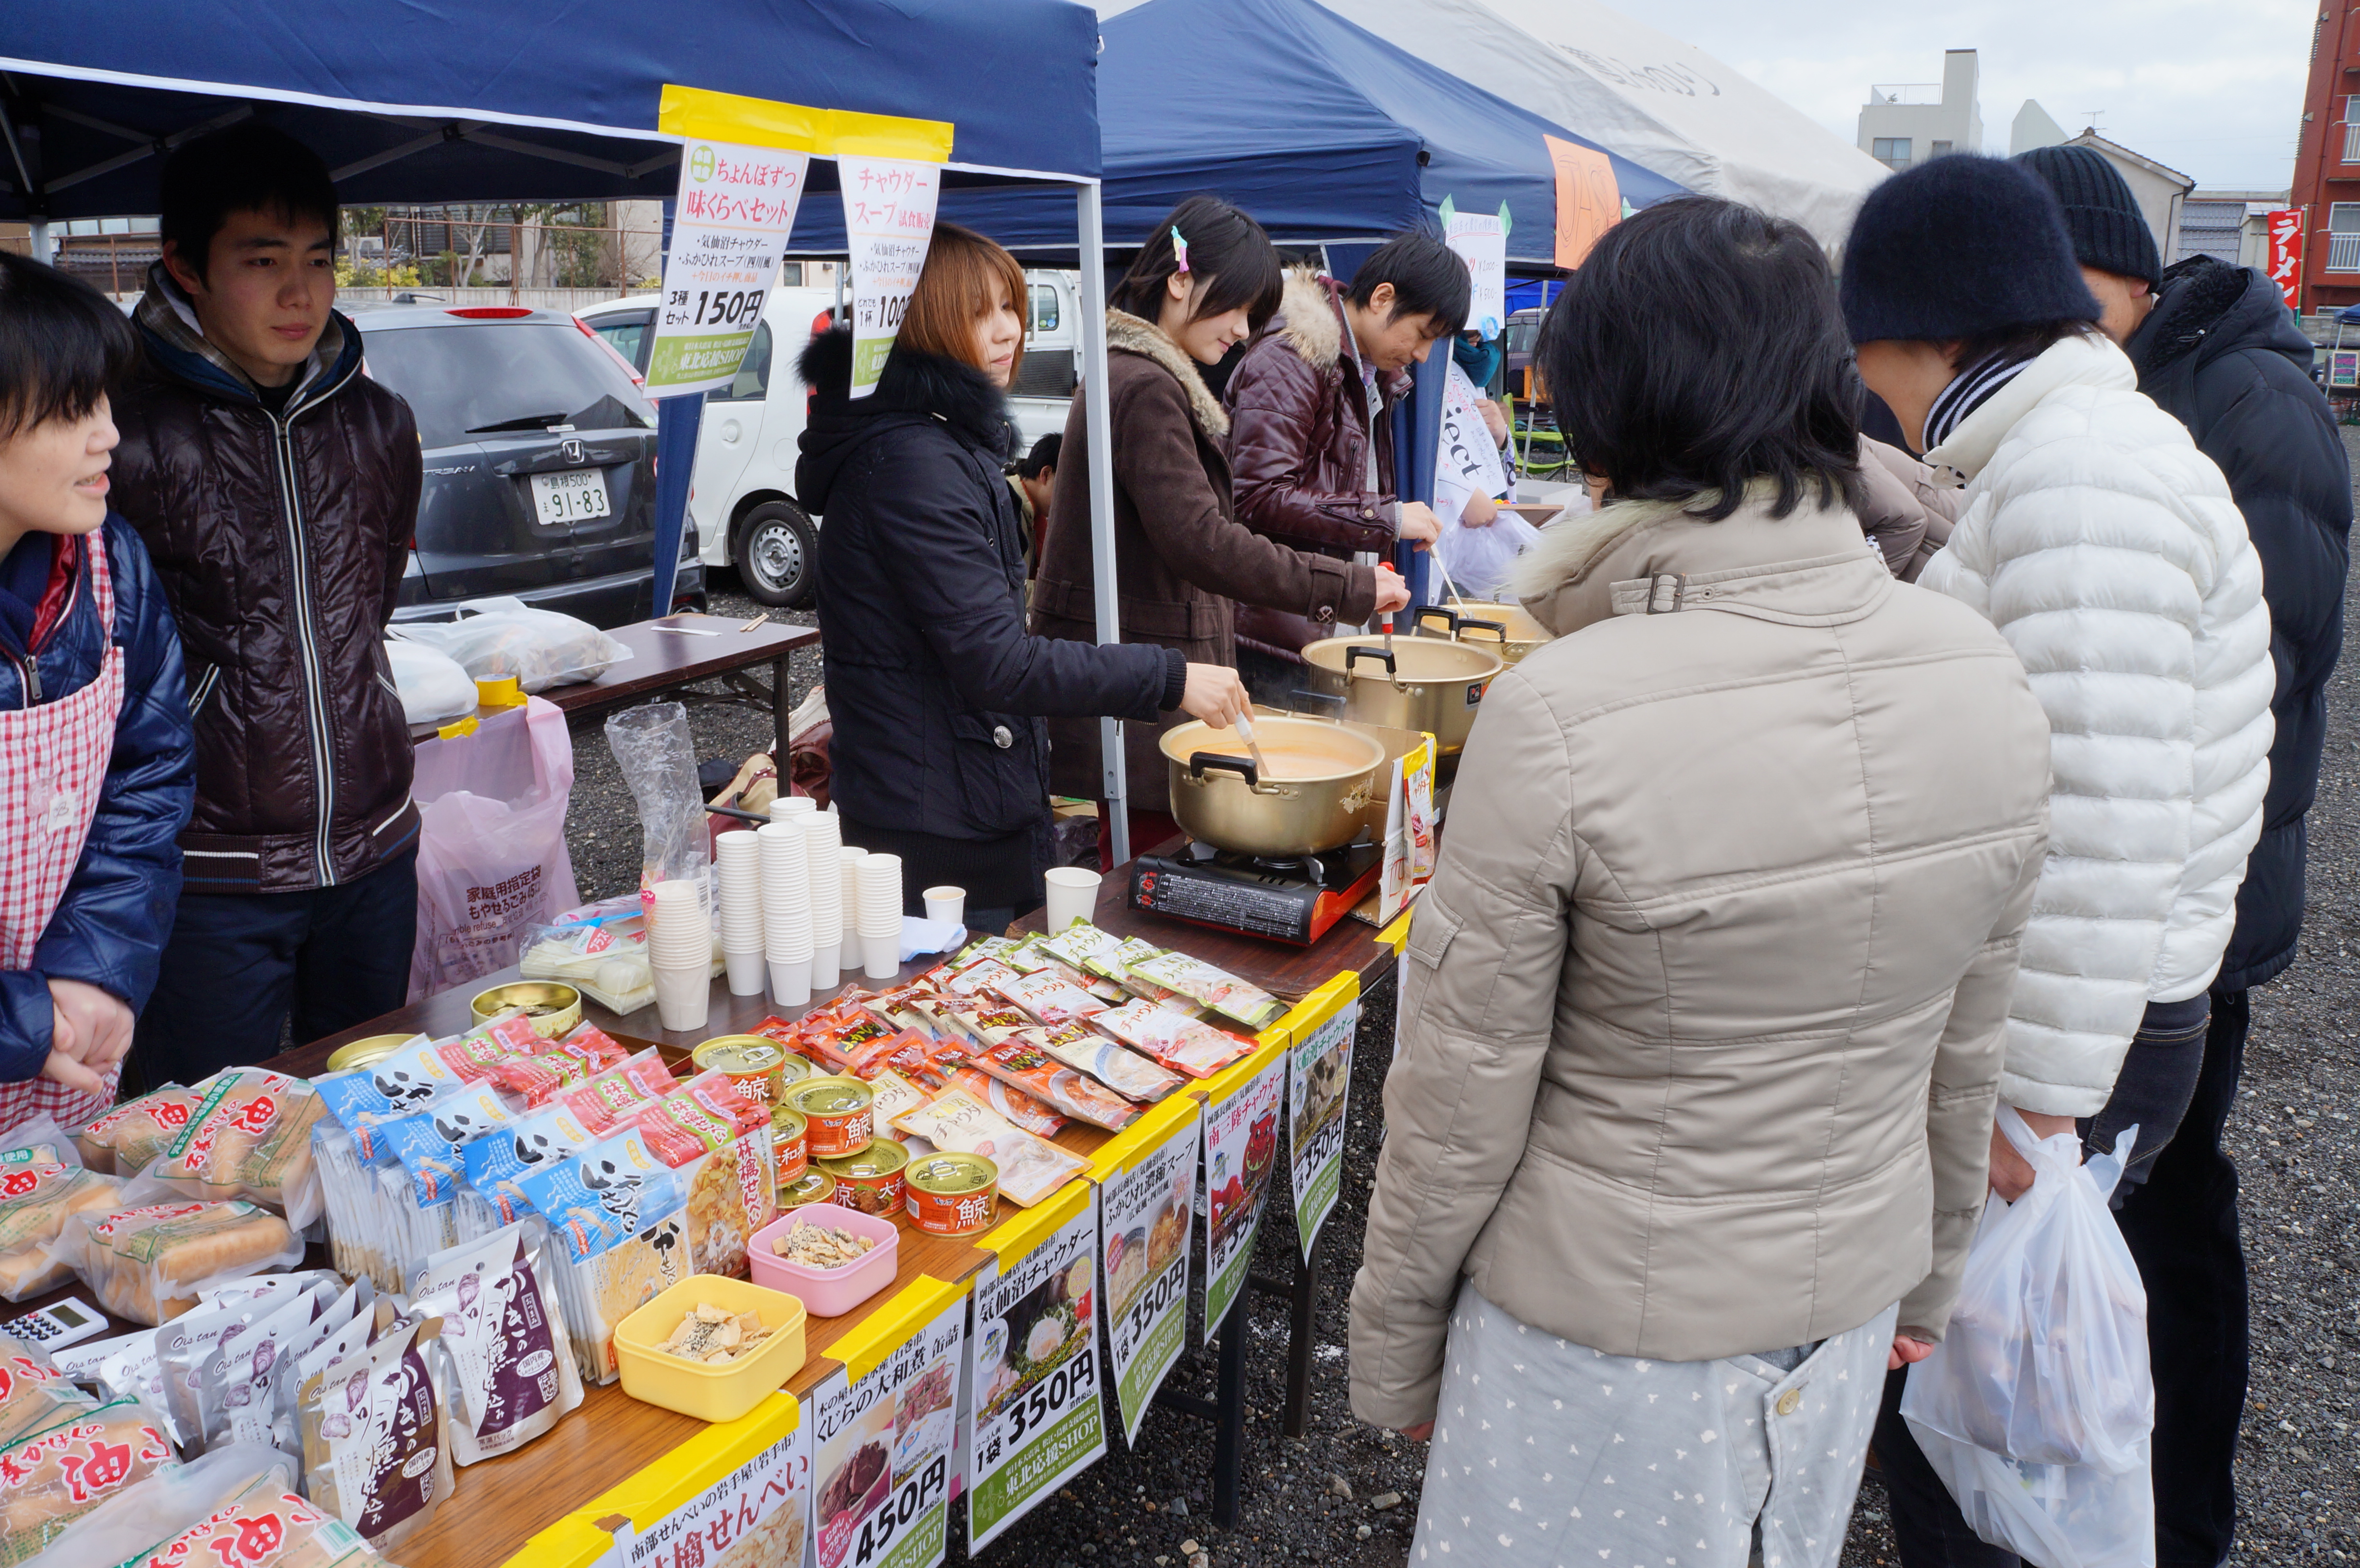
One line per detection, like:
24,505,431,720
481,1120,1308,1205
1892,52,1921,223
1201,1044,1287,1330
967,1185,1107,1551
1099,1099,1201,1446
1287,976,1360,1261
839,156,942,398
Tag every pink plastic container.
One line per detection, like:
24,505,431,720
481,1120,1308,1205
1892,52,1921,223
748,1202,900,1317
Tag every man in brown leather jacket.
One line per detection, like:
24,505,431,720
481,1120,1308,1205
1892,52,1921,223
1222,232,1466,691
110,125,424,1083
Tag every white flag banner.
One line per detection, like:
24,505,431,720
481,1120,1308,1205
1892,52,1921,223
645,139,809,395
839,157,942,398
1442,200,1509,338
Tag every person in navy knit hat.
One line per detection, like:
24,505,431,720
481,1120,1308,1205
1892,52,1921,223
1849,155,2278,1568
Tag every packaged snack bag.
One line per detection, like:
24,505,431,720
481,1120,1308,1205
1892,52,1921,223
74,1085,204,1177
1127,951,1287,1029
60,1200,305,1326
513,1134,681,1265
147,1072,327,1228
460,1105,602,1224
554,1049,680,1134
1089,999,1258,1078
430,1013,543,1081
310,1041,467,1157
956,1038,1140,1132
407,1221,583,1465
73,1456,395,1568
0,1162,122,1301
1020,1021,1185,1102
298,1314,454,1554
0,1396,177,1563
627,1072,765,1168
380,1088,516,1208
890,1090,1087,1207
0,1335,96,1447
990,968,1109,1029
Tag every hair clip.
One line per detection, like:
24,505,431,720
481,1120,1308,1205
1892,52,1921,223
1170,226,1191,275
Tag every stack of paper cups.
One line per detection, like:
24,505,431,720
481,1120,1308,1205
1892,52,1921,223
646,879,712,1032
853,853,904,980
801,810,844,990
714,833,766,995
756,821,812,1006
769,795,817,822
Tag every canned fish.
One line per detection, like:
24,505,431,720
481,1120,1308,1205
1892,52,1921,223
818,1137,910,1218
691,1036,797,1105
770,1105,809,1190
788,1077,875,1160
778,1166,838,1210
904,1152,999,1237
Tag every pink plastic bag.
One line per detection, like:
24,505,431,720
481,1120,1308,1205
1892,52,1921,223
409,698,580,999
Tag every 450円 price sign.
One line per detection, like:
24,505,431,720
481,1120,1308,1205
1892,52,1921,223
811,1289,965,1568
965,1187,1106,1550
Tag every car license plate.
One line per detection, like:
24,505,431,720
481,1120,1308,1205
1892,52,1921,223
530,469,611,525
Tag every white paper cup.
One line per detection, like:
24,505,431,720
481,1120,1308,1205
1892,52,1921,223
811,941,841,992
1043,866,1102,932
922,886,965,925
723,950,768,995
770,958,811,1007
863,928,902,980
769,795,818,820
651,962,711,1031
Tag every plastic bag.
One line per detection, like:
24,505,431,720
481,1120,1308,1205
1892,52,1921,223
385,638,478,727
1432,505,1542,602
144,1070,327,1230
604,702,711,933
0,1391,178,1563
55,1181,307,1326
1905,1422,2154,1568
0,1125,123,1300
20,1446,393,1568
408,697,580,1000
390,595,632,693
1900,1111,2152,1472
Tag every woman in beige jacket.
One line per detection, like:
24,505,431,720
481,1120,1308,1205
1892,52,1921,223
1347,198,2054,1568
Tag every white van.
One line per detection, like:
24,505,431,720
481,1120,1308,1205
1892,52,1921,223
579,269,1082,608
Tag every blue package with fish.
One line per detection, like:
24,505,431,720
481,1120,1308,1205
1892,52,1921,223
514,1131,682,1263
382,1085,516,1208
464,1104,602,1223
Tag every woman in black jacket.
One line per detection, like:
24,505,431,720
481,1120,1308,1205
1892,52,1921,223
797,224,1249,925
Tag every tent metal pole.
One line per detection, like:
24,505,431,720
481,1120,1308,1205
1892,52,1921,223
1076,181,1129,866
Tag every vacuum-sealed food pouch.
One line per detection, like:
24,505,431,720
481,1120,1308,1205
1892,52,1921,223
61,1200,305,1325
797,1011,904,1078
627,1072,765,1168
298,1314,453,1555
193,1283,333,1453
407,1220,583,1465
148,1070,328,1228
957,1037,1141,1132
1021,1021,1185,1102
430,1013,543,1081
0,1162,122,1301
921,1041,1068,1138
0,1394,177,1564
890,1090,1087,1206
942,1002,1032,1049
554,1049,679,1134
862,1069,930,1131
39,1453,396,1568
1089,999,1258,1078
1126,950,1287,1029
74,1084,203,1176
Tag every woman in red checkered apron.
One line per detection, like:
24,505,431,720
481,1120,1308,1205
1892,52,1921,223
0,254,195,1136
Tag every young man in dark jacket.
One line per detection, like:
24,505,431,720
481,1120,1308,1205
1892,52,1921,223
110,124,424,1084
1222,231,1467,687
0,254,194,1125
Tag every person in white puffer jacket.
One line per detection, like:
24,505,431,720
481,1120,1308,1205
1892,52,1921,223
1844,153,2274,1568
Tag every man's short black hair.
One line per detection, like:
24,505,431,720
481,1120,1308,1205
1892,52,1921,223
1345,230,1470,336
1013,432,1061,479
159,122,341,282
0,252,137,442
1538,197,1864,523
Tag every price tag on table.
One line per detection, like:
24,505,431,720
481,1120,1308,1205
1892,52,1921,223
1099,1103,1200,1446
965,1188,1106,1551
810,1291,964,1568
1289,993,1359,1261
1202,1048,1287,1331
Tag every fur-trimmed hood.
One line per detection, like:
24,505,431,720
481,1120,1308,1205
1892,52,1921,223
1105,309,1227,438
795,325,1016,514
1260,268,1412,399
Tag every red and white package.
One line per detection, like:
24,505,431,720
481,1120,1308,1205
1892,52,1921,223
555,1049,680,1134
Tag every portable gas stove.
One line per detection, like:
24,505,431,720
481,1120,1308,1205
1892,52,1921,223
1128,840,1383,945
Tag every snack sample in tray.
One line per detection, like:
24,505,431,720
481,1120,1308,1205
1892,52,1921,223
771,1222,877,1270
653,1301,773,1364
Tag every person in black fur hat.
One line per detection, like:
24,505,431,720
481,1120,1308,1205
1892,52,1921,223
1850,154,2278,1568
2020,142,2353,1568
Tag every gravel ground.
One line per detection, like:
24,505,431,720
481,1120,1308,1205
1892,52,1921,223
572,433,2360,1565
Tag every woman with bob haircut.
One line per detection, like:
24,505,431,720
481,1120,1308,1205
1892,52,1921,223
1032,195,1406,860
1347,196,2054,1567
797,222,1249,926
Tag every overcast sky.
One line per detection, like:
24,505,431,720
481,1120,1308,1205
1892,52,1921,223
1095,0,2316,190
1633,0,2315,189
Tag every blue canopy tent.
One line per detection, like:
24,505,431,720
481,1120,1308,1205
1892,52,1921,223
0,0,1173,858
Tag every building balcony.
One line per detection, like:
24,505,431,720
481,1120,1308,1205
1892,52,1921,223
2326,232,2360,271
2345,123,2360,162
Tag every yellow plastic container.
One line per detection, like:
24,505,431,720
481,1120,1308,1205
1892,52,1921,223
614,1274,809,1423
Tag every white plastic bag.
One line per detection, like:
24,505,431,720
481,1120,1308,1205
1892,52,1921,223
386,638,479,726
1433,504,1542,602
392,595,632,692
1899,1109,2156,1568
1901,1110,2152,1471
409,698,581,999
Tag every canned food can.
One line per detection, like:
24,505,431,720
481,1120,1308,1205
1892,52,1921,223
904,1152,999,1236
691,1036,796,1105
770,1106,809,1189
778,1167,838,1210
788,1077,875,1160
818,1137,910,1218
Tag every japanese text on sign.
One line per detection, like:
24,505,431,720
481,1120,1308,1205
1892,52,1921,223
1102,1110,1199,1446
2267,208,2304,311
645,139,810,396
1289,998,1358,1261
966,1194,1106,1550
1202,1050,1286,1332
838,156,942,398
625,1427,810,1568
813,1295,963,1568
1443,202,1509,338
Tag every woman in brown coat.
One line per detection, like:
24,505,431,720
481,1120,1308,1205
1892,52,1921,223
1033,197,1407,859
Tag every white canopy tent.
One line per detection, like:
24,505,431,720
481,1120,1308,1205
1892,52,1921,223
1312,0,1891,251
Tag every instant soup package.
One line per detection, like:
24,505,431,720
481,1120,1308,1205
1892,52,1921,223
407,1220,583,1465
298,1313,454,1554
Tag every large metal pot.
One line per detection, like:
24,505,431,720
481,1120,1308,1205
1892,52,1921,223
1300,627,1504,755
1418,600,1552,665
1160,715,1388,856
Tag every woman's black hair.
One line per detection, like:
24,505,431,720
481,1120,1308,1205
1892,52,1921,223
1949,318,2095,373
1344,230,1470,336
1538,197,1865,522
1109,195,1284,332
0,251,138,443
